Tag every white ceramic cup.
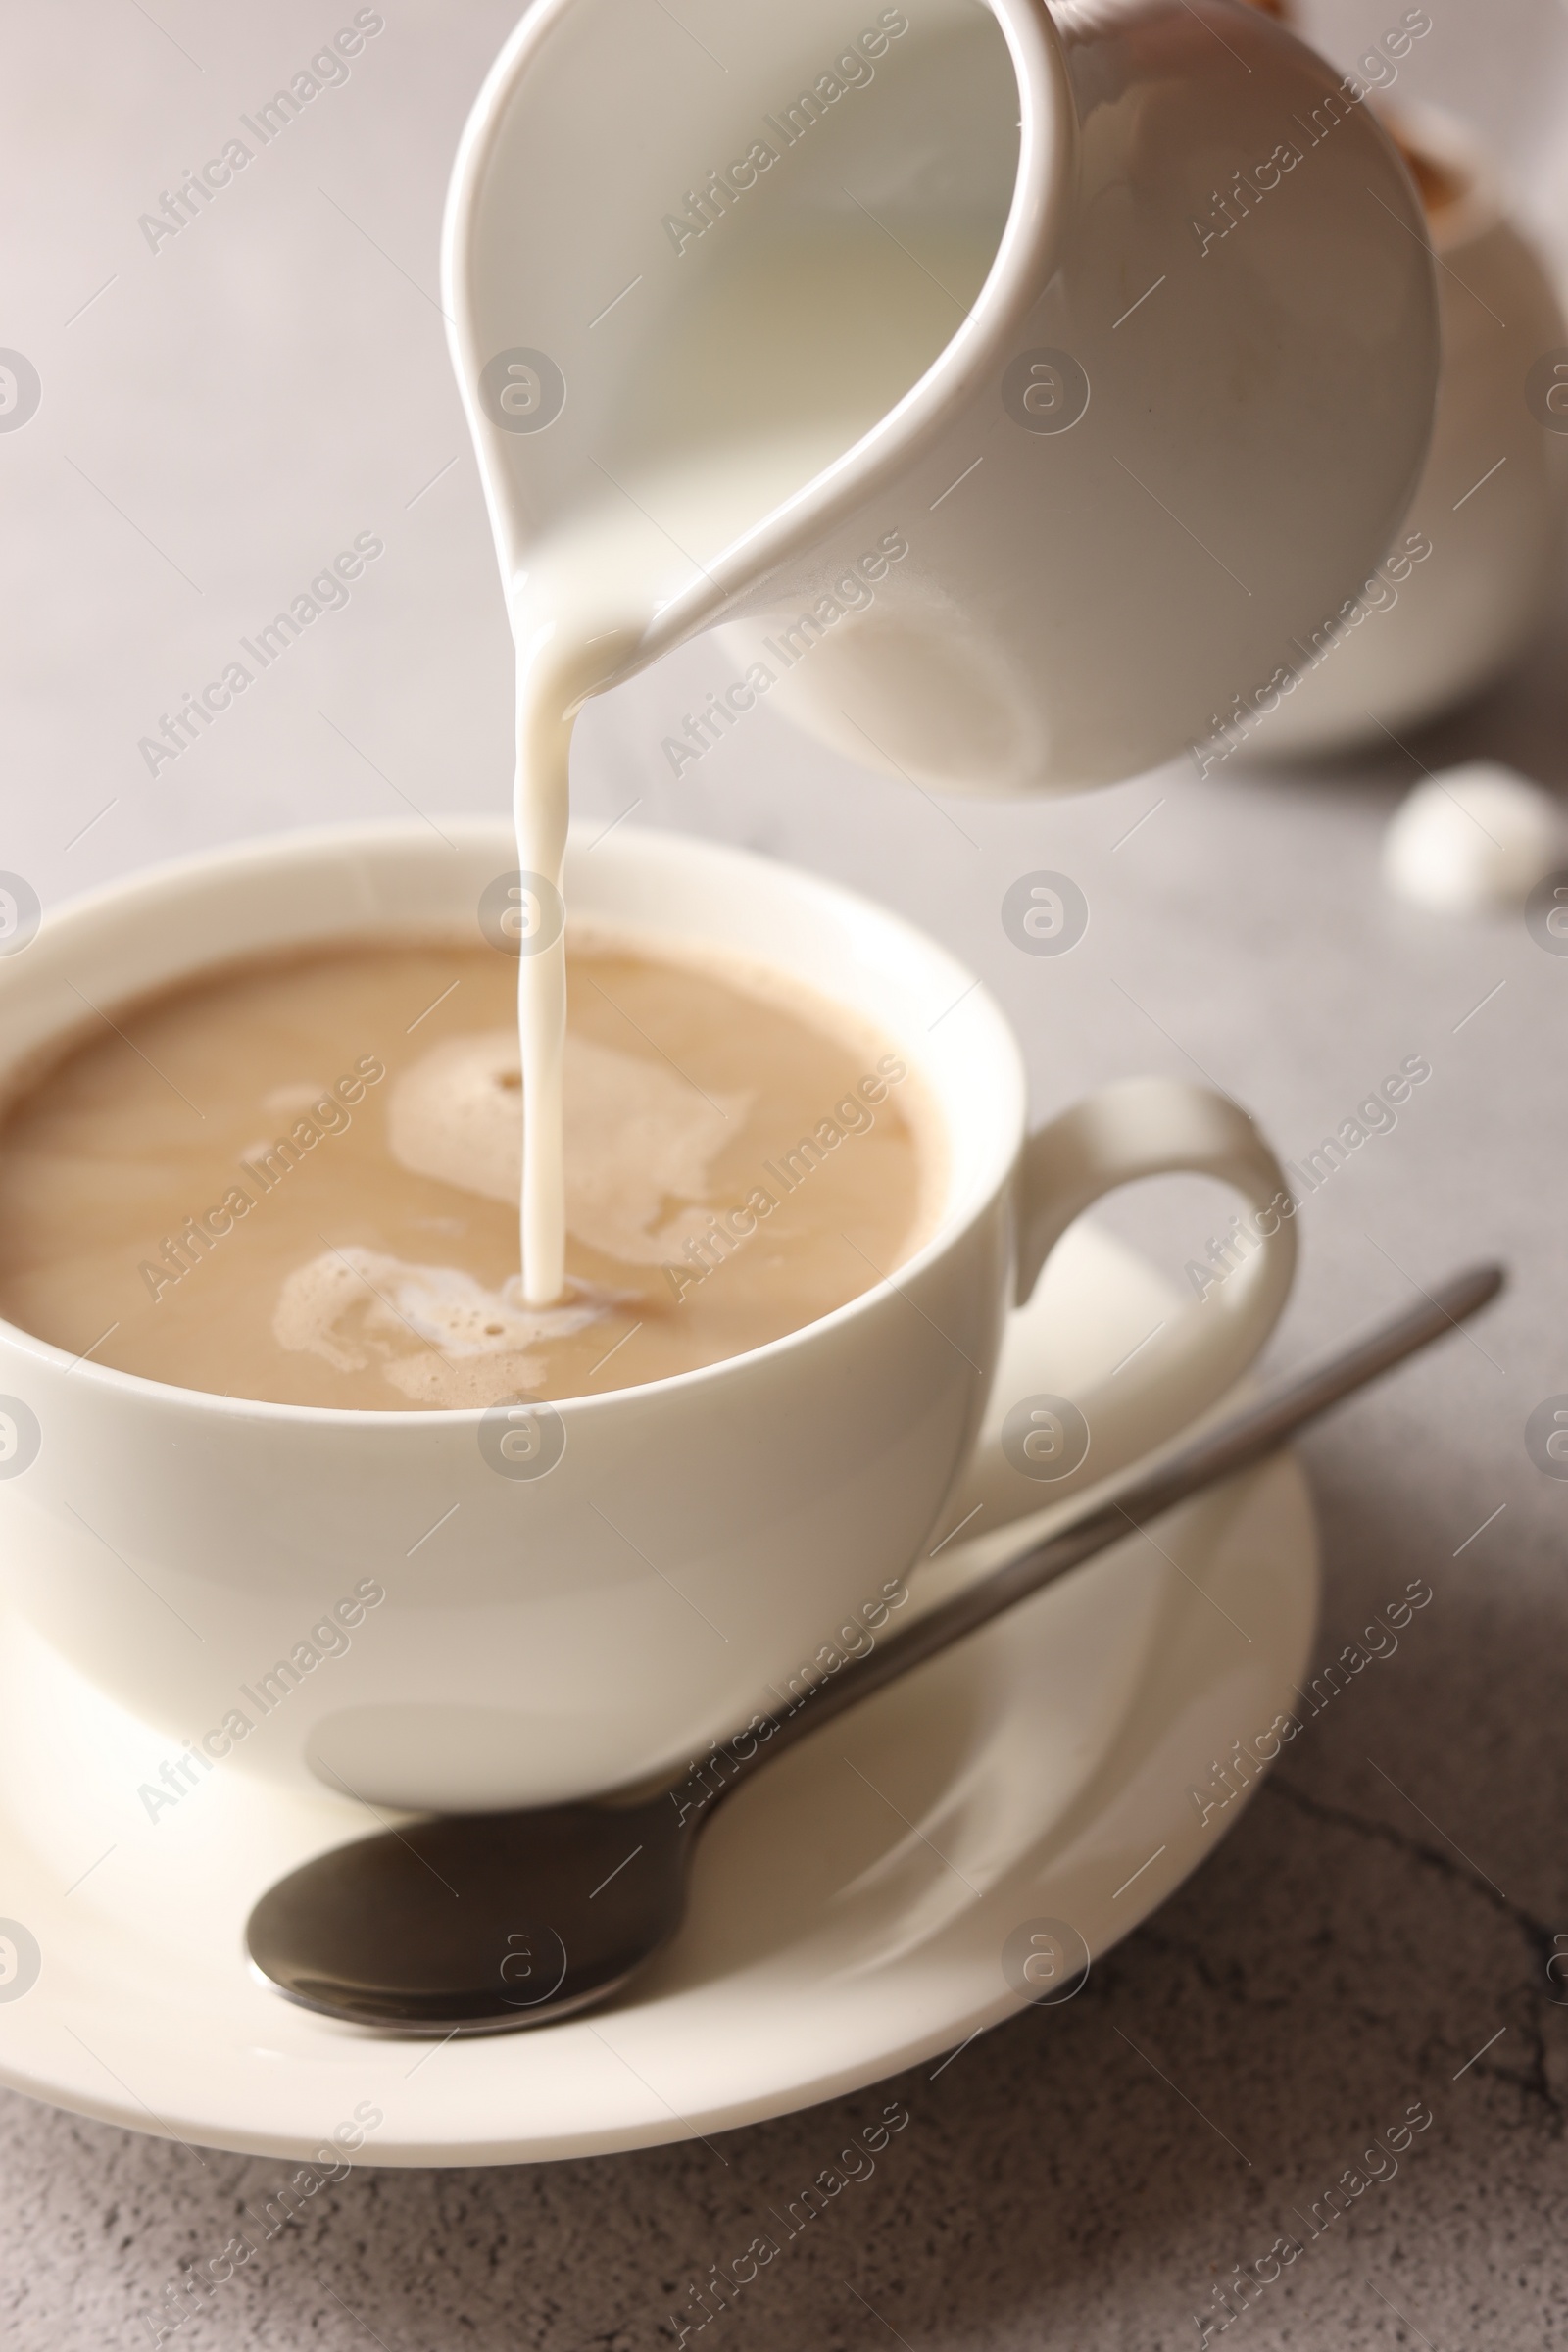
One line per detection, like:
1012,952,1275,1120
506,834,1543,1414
445,0,1439,793
0,823,1296,1809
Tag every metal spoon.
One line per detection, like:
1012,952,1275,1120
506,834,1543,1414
246,1263,1503,2034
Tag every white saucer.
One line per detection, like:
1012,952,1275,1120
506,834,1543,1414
0,1228,1317,2166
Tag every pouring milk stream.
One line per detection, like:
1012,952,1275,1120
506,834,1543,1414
445,0,1440,1303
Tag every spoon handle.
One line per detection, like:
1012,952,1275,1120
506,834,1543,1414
698,1262,1503,1796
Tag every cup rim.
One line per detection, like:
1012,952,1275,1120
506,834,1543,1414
0,818,1027,1428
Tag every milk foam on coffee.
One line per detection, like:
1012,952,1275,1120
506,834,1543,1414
387,1027,749,1260
0,934,940,1409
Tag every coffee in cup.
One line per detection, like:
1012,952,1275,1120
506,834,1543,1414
0,927,943,1410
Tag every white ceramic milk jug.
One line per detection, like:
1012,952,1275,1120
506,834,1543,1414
444,0,1440,794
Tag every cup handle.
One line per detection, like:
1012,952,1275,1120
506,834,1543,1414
943,1076,1297,1533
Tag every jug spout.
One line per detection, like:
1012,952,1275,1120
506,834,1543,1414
446,0,1439,794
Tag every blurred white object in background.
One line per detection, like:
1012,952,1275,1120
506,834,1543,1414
1257,99,1568,755
1296,0,1568,271
1381,759,1566,908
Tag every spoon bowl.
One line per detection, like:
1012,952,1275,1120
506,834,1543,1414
247,1794,690,2034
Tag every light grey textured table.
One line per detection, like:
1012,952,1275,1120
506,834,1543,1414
3,3,1568,2344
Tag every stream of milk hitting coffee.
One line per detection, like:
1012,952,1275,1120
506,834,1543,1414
509,439,827,1302
506,238,997,1304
